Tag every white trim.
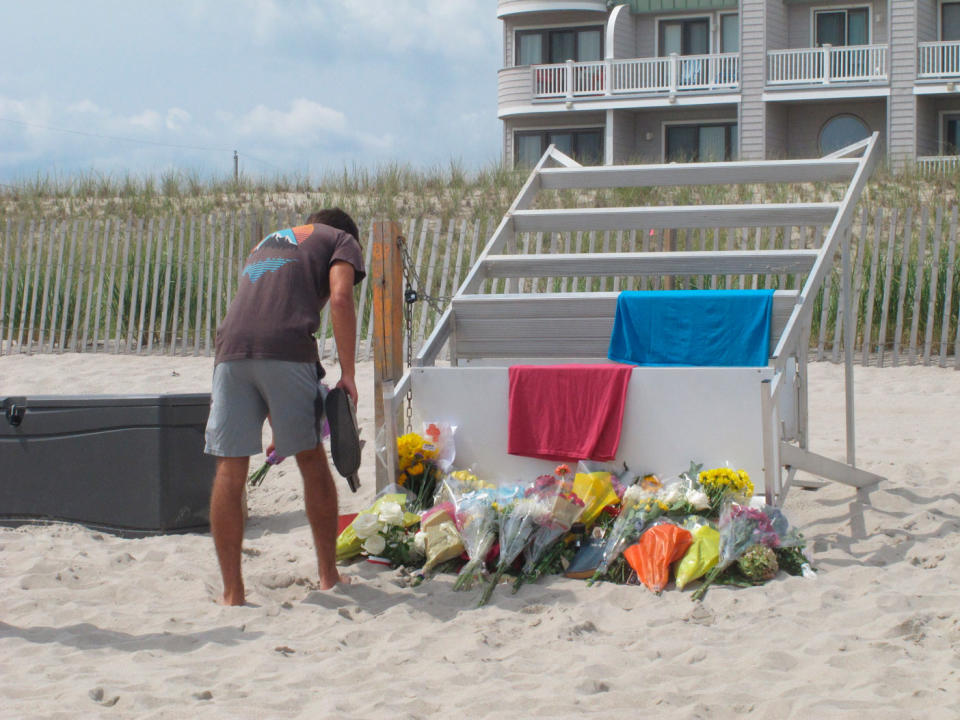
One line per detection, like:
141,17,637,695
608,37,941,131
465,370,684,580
660,117,738,162
605,3,627,60
938,108,960,153
914,83,960,94
763,87,890,102
497,0,607,18
499,93,742,117
654,13,714,57
810,4,873,47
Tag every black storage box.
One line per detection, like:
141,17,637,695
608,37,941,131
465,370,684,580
0,393,215,535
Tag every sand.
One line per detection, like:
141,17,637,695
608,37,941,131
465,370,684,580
1,354,959,719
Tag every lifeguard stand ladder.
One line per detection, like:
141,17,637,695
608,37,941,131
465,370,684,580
380,134,885,505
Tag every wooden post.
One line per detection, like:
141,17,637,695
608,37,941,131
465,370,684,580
372,221,404,491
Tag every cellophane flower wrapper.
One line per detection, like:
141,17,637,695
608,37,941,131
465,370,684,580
450,486,499,591
572,464,620,527
478,491,553,606
422,422,457,472
622,520,693,593
674,516,720,590
520,476,585,575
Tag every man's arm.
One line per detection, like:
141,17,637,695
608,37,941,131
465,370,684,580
328,260,358,406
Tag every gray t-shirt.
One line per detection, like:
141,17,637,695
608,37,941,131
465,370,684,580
214,223,365,364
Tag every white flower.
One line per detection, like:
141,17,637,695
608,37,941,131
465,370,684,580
622,485,646,508
661,484,683,505
352,513,382,539
413,530,427,554
362,533,386,556
378,501,405,527
685,489,710,511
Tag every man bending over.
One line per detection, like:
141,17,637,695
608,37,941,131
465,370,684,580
204,208,365,605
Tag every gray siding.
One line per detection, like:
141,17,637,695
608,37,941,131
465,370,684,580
917,0,937,42
633,106,739,162
739,0,766,159
505,12,608,67
766,0,787,51
498,67,534,109
889,0,918,164
611,109,637,161
766,103,788,158
785,99,887,157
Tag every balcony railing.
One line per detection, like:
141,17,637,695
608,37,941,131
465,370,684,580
767,45,888,85
917,155,960,173
918,41,960,78
532,53,739,99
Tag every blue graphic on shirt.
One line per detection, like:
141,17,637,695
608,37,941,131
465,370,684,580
243,258,297,284
254,228,298,251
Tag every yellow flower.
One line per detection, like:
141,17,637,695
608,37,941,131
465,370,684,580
409,462,424,476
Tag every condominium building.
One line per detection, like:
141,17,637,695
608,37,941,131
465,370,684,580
497,0,960,171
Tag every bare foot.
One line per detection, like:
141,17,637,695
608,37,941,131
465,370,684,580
216,591,246,606
317,571,352,591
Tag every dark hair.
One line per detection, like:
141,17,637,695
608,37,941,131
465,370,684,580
305,207,360,243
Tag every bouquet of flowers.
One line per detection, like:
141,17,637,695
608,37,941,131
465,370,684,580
478,489,553,606
513,467,586,592
396,431,443,512
248,450,284,488
336,493,419,562
696,466,754,513
622,521,693,593
451,488,499,592
350,499,422,567
690,499,800,601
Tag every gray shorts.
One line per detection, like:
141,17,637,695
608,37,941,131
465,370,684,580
204,359,322,458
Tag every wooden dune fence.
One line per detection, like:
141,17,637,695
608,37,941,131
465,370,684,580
0,205,958,368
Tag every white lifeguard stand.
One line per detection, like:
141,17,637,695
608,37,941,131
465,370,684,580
378,134,885,504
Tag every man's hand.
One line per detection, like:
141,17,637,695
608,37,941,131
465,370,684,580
336,375,358,408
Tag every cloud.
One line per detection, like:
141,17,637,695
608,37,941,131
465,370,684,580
128,110,162,131
229,98,391,151
166,108,191,131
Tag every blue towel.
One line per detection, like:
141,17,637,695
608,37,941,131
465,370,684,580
607,290,775,367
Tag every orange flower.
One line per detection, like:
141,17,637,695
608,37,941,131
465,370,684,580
426,423,441,442
555,464,571,477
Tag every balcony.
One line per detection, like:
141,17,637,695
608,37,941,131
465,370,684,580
767,45,888,86
918,41,960,79
530,54,739,100
917,155,960,174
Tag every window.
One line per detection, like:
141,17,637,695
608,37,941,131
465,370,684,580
720,14,739,53
665,123,737,163
658,17,710,56
515,129,604,167
944,114,960,155
815,8,869,47
515,26,603,66
818,115,870,155
943,2,960,41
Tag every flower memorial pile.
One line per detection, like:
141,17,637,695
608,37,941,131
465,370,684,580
335,426,814,604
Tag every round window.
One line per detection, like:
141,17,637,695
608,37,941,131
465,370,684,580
819,115,870,156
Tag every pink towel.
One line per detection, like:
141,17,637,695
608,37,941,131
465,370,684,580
507,364,633,462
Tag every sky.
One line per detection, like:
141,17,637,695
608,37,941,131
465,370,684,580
0,1,501,183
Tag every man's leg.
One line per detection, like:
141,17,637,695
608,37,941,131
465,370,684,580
296,446,344,590
210,456,250,605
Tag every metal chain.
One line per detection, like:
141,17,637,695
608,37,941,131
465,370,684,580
396,233,454,432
